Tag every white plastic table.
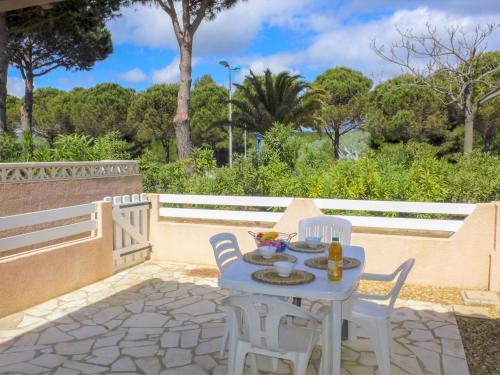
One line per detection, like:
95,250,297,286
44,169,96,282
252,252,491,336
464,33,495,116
219,245,365,375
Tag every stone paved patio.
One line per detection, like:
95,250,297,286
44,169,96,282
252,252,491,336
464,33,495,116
0,262,470,375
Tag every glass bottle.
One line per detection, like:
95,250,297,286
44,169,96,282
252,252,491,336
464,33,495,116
328,236,343,281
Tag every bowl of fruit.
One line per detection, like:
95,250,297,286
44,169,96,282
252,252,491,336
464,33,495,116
248,231,296,253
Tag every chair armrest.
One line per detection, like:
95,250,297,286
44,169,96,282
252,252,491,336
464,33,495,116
360,272,397,282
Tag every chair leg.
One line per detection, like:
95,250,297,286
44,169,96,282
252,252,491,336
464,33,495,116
372,321,392,375
219,321,230,358
388,320,395,357
233,349,247,375
294,356,309,375
271,357,279,372
319,320,330,375
248,353,259,375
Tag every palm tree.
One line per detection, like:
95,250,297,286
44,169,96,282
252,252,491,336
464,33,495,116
230,69,323,133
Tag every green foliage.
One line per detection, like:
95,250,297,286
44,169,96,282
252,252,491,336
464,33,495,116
92,131,130,160
366,75,451,147
7,0,119,75
314,67,372,105
231,69,322,133
140,136,500,204
312,67,372,159
6,95,21,131
191,147,216,174
26,132,130,162
71,83,136,139
476,96,499,153
261,122,301,168
190,81,227,152
0,133,22,161
193,74,216,88
127,84,177,161
33,88,73,144
50,134,95,161
448,150,500,203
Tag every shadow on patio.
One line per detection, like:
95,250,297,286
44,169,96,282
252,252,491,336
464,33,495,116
0,262,469,375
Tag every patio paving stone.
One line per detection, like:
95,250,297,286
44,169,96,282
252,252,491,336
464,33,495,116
0,261,470,375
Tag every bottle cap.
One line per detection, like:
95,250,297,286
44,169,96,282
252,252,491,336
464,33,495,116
332,236,339,242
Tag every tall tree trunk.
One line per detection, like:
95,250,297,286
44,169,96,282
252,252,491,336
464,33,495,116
463,85,474,153
174,42,193,160
334,127,340,160
0,12,8,134
21,72,34,134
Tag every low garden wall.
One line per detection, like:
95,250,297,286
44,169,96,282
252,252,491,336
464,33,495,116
0,202,114,318
148,194,499,291
0,161,143,216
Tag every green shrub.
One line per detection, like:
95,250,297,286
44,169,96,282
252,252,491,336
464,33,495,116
191,147,216,175
92,131,130,160
0,133,22,161
448,151,500,203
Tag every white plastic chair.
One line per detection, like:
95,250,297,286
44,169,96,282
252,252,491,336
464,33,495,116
209,232,242,272
209,233,243,358
319,259,415,375
225,295,321,375
298,216,352,245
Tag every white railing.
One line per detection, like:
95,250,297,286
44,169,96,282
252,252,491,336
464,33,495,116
0,160,140,183
104,194,150,271
159,194,477,233
0,203,97,253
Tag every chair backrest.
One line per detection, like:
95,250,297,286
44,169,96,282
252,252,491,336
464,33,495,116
387,258,415,312
225,295,319,352
209,232,242,272
299,216,352,245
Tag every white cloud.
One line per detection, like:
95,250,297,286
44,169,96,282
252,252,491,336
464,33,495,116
118,68,147,83
304,7,500,79
343,0,500,17
7,77,24,98
110,4,177,50
109,0,320,56
235,53,303,82
237,7,500,82
152,57,180,83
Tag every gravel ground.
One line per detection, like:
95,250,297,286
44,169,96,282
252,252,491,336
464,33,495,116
358,280,465,304
456,317,500,375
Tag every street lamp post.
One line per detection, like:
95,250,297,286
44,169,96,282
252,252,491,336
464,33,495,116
219,59,240,167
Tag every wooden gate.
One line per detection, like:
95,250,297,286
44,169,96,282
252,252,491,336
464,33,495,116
104,194,151,272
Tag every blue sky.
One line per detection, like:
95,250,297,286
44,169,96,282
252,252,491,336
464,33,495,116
7,0,500,97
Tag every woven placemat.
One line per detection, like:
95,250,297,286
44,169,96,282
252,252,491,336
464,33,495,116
304,256,361,270
251,269,316,285
243,251,297,266
288,241,328,253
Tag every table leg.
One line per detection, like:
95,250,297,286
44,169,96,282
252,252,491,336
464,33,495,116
330,300,342,375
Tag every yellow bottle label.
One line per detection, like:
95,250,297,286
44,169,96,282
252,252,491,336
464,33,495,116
328,260,342,281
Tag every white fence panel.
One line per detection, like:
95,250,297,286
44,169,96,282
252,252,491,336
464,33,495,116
0,203,96,231
160,194,292,207
160,207,282,222
0,203,98,254
0,221,97,253
158,194,475,233
314,198,475,215
105,193,150,271
330,215,463,232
